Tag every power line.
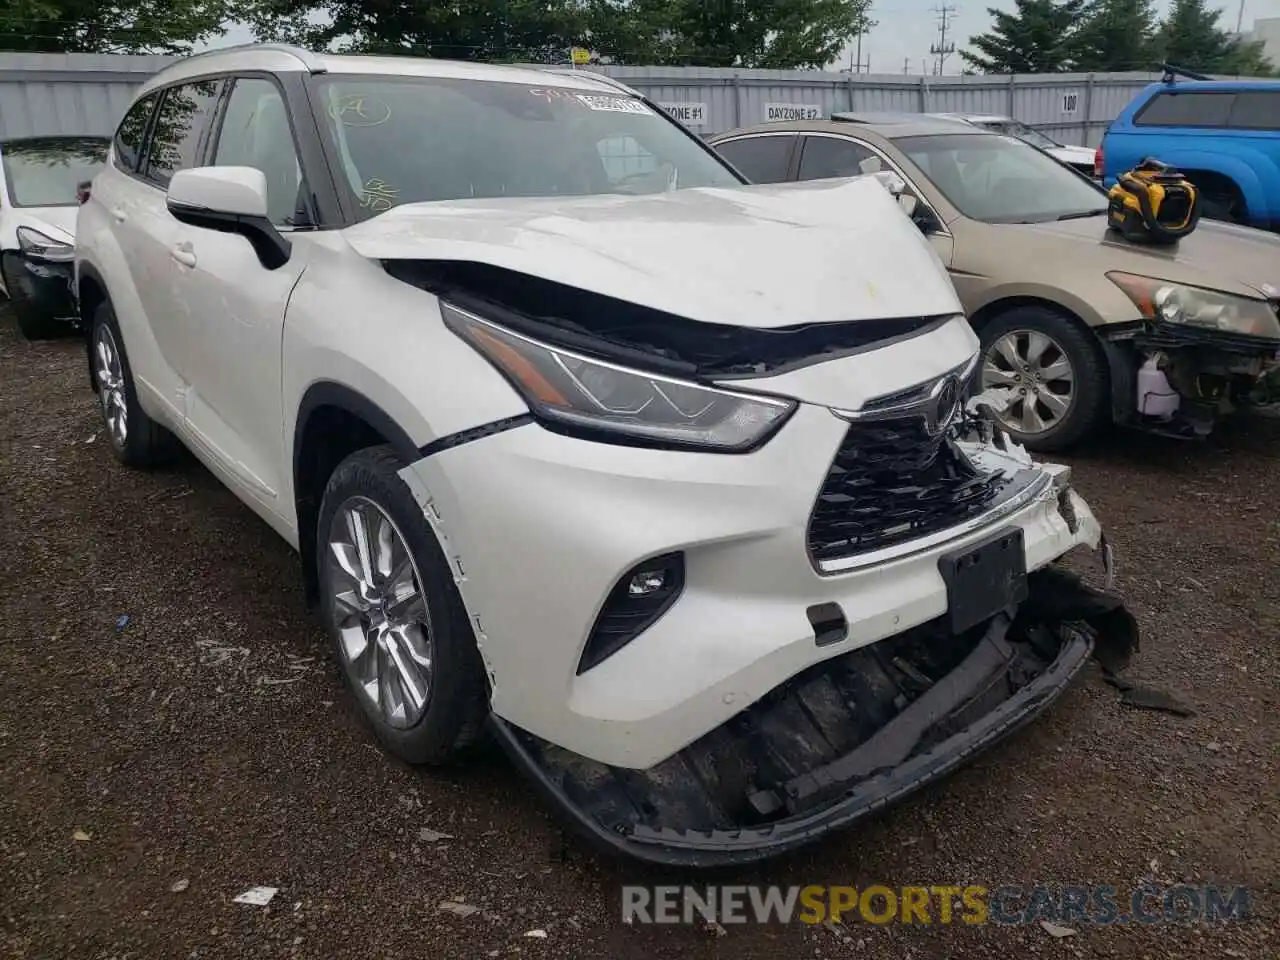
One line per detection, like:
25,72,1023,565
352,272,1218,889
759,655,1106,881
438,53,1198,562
929,4,958,76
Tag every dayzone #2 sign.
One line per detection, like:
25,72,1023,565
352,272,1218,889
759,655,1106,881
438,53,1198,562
658,102,708,126
766,103,822,121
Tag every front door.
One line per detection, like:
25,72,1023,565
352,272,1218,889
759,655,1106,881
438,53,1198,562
163,76,314,521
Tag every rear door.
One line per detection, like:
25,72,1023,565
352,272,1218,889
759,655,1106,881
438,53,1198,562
127,77,225,408
712,133,797,184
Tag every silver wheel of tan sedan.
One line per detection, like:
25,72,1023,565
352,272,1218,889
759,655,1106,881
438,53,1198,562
324,495,435,730
982,329,1076,436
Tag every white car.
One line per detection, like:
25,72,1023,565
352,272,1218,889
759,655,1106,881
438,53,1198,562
76,44,1137,866
1,134,108,338
930,112,1098,177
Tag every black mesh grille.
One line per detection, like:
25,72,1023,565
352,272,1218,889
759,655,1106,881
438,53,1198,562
807,419,1009,564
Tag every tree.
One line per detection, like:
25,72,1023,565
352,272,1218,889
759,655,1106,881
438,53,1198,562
0,0,229,53
1072,0,1156,72
960,0,1086,74
246,0,590,62
582,0,875,69
1154,0,1274,76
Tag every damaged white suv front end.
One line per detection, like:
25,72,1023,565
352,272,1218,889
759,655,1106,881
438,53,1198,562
80,52,1137,868
352,183,1139,866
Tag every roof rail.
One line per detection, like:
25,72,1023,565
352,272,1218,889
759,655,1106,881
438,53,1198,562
1160,62,1211,83
169,42,328,74
541,66,639,96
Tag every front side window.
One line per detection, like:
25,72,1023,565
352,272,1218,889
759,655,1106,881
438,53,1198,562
1134,91,1234,128
895,133,1108,224
143,79,223,188
796,136,876,181
312,77,741,219
1,137,108,207
114,93,158,173
714,135,795,184
212,77,307,226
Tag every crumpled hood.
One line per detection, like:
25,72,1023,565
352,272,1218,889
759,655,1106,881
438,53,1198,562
1021,214,1280,301
342,177,963,329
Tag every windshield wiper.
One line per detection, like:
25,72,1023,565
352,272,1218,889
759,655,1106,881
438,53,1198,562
1056,208,1109,221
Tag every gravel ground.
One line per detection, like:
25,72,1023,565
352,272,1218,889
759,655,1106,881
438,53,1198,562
1,313,1277,960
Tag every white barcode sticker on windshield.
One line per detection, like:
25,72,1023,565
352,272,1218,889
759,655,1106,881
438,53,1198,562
575,94,652,115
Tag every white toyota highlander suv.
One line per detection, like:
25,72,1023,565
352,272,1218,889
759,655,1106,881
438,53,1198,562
75,44,1138,866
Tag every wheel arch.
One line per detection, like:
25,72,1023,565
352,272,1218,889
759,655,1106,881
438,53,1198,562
292,381,423,608
76,262,110,391
966,295,1129,429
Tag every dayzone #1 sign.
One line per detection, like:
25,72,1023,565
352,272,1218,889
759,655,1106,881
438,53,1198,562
766,103,822,121
658,102,708,126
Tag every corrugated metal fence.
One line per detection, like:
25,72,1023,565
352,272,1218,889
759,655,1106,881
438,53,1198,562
0,52,1168,146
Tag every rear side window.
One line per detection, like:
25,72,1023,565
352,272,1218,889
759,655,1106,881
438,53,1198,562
797,136,876,181
1134,92,1234,128
142,79,224,187
714,135,795,183
1228,91,1280,130
113,93,158,172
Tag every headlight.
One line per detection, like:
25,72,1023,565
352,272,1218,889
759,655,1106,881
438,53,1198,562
1108,271,1279,337
442,302,796,452
16,226,74,263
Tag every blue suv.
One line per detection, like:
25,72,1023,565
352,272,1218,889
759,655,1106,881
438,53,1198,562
1099,69,1280,232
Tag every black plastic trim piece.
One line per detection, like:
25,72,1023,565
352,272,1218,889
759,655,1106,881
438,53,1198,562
293,382,422,475
416,414,534,459
166,199,293,270
576,552,686,675
807,602,848,648
490,629,1093,868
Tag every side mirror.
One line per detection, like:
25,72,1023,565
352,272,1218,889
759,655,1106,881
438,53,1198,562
858,156,883,175
898,194,919,218
165,166,291,270
871,170,906,197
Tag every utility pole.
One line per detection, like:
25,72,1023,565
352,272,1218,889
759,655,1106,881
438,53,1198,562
903,56,911,74
849,10,873,74
1236,0,1246,34
930,5,958,76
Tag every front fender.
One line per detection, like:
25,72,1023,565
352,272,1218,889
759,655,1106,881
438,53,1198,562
281,235,530,472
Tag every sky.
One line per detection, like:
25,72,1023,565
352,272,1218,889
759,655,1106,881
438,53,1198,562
205,1,1280,75
835,0,1280,75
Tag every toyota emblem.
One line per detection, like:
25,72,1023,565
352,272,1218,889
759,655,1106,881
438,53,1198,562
925,375,962,436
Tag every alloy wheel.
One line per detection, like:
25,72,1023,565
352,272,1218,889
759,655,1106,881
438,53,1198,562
325,496,435,729
981,329,1076,436
94,324,128,448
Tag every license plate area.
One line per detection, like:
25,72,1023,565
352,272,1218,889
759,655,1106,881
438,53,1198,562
938,527,1028,634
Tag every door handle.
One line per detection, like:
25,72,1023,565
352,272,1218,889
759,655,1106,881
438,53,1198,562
170,246,197,268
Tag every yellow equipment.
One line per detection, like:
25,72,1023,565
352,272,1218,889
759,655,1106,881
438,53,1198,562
1106,158,1200,245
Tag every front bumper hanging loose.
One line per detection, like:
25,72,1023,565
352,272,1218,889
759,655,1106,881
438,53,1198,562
491,566,1138,868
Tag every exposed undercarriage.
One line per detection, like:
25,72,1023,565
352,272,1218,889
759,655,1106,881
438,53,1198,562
494,566,1138,867
1103,320,1280,439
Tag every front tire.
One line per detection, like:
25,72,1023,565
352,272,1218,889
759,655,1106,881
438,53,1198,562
316,445,489,765
90,301,176,466
976,307,1109,452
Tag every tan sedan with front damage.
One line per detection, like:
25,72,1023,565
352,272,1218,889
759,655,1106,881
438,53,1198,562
710,113,1280,451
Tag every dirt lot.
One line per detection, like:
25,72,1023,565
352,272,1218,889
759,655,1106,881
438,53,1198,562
1,313,1277,960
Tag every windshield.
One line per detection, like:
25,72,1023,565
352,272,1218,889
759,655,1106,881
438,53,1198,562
1,136,108,208
312,76,742,218
981,119,1060,151
895,133,1107,224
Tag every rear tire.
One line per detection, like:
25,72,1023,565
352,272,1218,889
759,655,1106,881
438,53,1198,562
975,307,1110,452
90,301,177,466
316,445,489,766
